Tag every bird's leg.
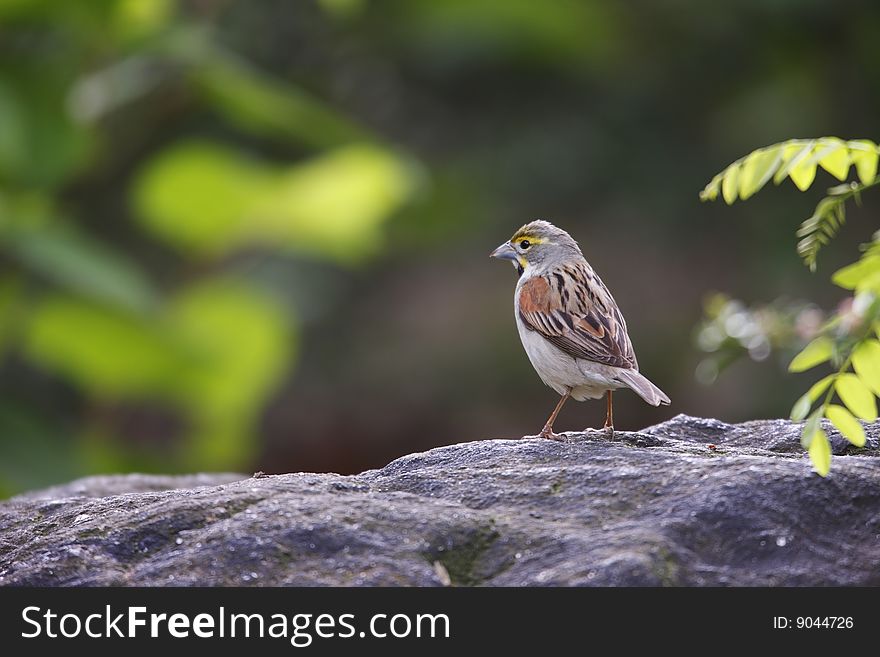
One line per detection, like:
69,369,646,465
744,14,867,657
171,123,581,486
603,390,614,438
539,391,570,440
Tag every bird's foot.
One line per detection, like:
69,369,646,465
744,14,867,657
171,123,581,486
580,425,614,439
539,428,565,441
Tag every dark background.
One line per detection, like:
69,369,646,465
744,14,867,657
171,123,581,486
2,0,879,496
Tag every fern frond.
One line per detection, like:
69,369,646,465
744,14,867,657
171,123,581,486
796,196,847,271
700,137,880,204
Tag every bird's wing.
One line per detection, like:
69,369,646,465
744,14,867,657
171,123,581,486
518,262,637,369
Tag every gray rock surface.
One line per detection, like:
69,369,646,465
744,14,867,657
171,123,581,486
1,414,879,586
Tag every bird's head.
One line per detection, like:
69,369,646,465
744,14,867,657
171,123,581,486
490,220,582,276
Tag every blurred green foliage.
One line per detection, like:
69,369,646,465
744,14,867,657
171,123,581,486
134,141,414,261
694,293,824,384
0,0,416,495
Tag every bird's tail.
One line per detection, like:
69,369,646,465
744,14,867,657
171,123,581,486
616,369,671,407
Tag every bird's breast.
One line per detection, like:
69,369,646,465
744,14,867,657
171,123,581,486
513,284,620,399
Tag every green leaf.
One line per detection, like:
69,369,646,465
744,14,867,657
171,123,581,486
788,336,833,372
169,278,293,467
816,138,850,181
835,373,878,421
188,50,369,149
4,228,157,312
807,374,836,401
852,339,880,397
738,146,781,200
790,393,812,422
699,173,722,202
250,144,418,263
23,280,295,470
721,163,740,205
801,408,823,449
170,279,292,416
791,373,838,421
133,140,417,264
808,428,831,477
788,149,818,191
132,141,273,256
849,141,879,184
773,141,815,185
24,296,188,398
825,404,866,447
854,272,880,295
832,255,880,290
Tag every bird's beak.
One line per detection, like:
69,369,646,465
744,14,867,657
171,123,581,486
490,241,518,262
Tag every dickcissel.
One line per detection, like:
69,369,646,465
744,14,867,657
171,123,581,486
491,220,670,439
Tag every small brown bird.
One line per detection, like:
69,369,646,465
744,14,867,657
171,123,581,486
491,220,670,439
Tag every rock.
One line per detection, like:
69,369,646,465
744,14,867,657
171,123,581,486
11,473,246,501
1,414,879,586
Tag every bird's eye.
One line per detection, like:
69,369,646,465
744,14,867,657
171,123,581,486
519,240,531,250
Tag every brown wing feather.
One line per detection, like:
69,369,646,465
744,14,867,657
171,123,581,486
518,262,637,369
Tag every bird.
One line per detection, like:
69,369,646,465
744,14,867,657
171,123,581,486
490,220,670,439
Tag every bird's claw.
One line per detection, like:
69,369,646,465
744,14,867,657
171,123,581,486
539,429,565,441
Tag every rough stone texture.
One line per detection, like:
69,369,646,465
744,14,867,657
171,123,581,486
1,414,879,586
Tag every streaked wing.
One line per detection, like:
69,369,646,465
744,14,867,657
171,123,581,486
518,262,637,369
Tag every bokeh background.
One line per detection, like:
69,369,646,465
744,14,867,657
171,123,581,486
2,0,880,496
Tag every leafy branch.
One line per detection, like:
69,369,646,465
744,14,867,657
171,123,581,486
701,137,880,270
700,136,880,476
787,318,880,475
